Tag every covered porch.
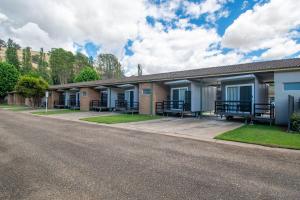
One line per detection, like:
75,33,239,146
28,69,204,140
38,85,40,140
53,88,80,110
213,73,275,124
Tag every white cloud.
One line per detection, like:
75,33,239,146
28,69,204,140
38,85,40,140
184,0,222,18
260,39,300,59
222,0,300,56
0,0,299,76
0,12,8,23
122,23,242,75
0,0,146,55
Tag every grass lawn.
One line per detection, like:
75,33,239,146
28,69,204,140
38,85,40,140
81,114,162,124
32,109,81,115
0,104,32,111
215,124,300,150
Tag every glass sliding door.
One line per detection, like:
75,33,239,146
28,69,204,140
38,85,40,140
226,84,253,113
171,87,188,109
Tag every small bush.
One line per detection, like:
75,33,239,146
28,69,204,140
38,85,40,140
290,113,300,133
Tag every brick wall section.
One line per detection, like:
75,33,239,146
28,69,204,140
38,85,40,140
139,82,169,115
7,94,14,105
48,91,60,109
153,82,169,114
14,93,25,105
139,83,152,114
80,88,100,111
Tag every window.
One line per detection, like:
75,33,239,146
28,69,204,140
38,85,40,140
284,82,300,91
82,91,87,97
143,88,152,95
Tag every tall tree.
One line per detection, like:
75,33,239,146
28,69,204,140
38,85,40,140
21,47,33,74
74,52,91,74
5,38,20,70
0,39,5,61
74,67,100,83
49,48,75,84
0,62,20,98
36,48,51,83
0,39,6,49
96,54,123,79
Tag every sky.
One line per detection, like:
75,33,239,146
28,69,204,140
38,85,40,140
0,0,299,75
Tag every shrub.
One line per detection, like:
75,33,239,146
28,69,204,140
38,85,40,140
15,75,49,108
290,113,300,133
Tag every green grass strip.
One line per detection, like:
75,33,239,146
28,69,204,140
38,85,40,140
215,124,300,150
81,114,161,124
32,109,81,115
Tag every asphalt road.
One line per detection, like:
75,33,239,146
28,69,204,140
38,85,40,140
0,110,300,200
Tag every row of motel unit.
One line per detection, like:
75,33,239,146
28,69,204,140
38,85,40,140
7,58,300,125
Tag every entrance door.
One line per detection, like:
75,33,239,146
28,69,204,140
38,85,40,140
240,86,252,112
226,84,253,112
125,90,134,108
101,91,108,107
171,87,188,109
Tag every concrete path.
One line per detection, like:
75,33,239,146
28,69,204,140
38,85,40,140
0,109,300,199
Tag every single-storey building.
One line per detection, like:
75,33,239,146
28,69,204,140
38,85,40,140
8,58,300,125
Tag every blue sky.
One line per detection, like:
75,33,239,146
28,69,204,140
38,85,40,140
0,0,299,75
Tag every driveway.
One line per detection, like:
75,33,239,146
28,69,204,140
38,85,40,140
110,116,242,141
28,110,242,141
0,109,300,200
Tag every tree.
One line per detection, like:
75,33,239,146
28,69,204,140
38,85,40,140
5,39,20,70
49,48,75,84
0,62,20,97
96,54,124,79
15,76,49,108
74,67,100,82
21,47,33,74
36,48,51,84
74,52,91,74
0,39,6,49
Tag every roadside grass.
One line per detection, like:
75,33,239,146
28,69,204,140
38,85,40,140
81,114,162,124
215,124,300,150
32,109,81,115
0,104,32,111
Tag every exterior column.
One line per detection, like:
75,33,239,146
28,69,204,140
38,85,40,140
80,88,100,111
139,82,168,115
48,90,60,109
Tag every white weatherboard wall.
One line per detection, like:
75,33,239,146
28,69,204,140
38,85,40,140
191,82,200,112
201,85,217,112
64,91,70,106
275,71,300,125
255,77,268,104
191,81,217,112
108,88,121,108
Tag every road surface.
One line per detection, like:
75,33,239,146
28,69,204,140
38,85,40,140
0,109,299,199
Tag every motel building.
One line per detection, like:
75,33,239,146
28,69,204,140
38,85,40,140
7,58,300,125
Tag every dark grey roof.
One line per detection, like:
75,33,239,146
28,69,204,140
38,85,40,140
50,58,300,89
